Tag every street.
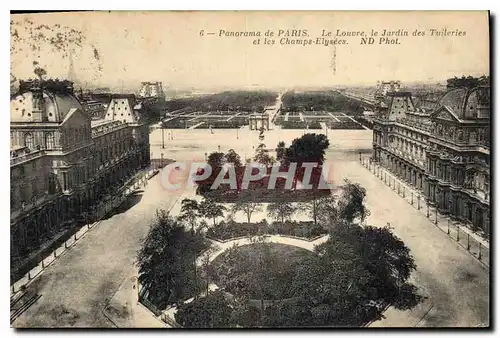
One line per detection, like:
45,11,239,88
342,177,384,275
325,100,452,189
12,170,180,327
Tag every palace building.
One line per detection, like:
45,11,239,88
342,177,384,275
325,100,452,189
372,85,490,235
10,80,150,264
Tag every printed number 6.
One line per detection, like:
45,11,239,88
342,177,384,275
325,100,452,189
199,30,204,37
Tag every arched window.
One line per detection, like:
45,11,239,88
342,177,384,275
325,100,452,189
24,133,33,150
45,132,55,149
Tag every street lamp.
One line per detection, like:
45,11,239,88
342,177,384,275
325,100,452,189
161,126,165,149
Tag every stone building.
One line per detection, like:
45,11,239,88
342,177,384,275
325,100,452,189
373,91,430,193
138,82,165,99
372,85,490,235
10,80,150,263
425,86,490,234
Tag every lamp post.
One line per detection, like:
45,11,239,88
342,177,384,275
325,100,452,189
161,126,165,149
417,194,420,210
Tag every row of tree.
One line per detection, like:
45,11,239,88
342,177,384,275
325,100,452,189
164,91,277,114
281,91,365,114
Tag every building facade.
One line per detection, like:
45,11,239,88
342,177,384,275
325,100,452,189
372,85,490,235
139,82,165,99
10,80,150,264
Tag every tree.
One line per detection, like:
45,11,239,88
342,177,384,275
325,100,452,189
253,143,275,166
33,66,47,80
288,223,419,327
266,201,297,226
336,179,370,225
207,151,225,169
298,194,336,227
231,191,263,223
179,198,200,232
199,246,219,296
175,291,234,328
136,210,208,309
224,149,242,167
199,198,227,227
276,141,286,162
284,133,330,166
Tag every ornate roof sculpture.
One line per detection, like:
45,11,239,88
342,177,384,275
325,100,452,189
11,79,83,123
435,86,490,120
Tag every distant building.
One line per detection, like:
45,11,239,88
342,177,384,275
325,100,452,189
10,80,150,263
81,100,107,120
374,81,402,101
372,86,490,235
139,82,165,100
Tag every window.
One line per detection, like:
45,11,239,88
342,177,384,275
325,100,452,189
48,174,57,194
24,133,33,149
45,132,55,149
31,178,38,197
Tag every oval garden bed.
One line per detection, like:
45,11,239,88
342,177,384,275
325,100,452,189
210,243,315,300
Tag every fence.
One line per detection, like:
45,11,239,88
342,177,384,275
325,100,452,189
359,156,489,268
10,169,158,296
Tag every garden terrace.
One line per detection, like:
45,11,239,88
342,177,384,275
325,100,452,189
162,111,255,129
281,90,365,113
163,91,278,114
275,110,365,130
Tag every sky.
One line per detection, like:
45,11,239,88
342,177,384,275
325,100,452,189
10,11,490,91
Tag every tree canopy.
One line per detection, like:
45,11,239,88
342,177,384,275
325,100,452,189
282,133,330,166
136,210,209,309
175,291,234,328
199,198,227,226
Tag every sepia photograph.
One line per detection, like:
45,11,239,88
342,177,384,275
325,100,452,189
9,10,490,328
